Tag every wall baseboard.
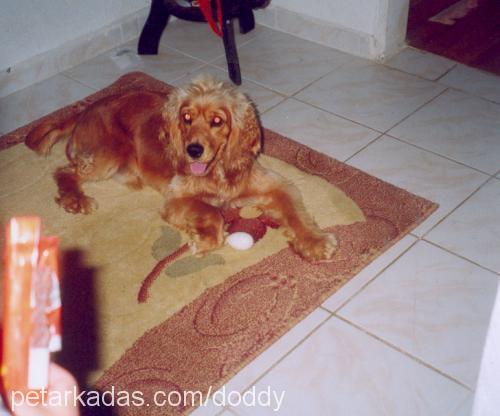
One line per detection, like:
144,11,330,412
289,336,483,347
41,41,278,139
0,8,149,99
254,6,380,61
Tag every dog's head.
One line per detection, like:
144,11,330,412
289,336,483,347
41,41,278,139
163,76,262,179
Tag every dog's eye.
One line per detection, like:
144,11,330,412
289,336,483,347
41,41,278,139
182,113,192,125
211,116,223,128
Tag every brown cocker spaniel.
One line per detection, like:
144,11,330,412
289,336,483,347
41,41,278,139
26,76,337,262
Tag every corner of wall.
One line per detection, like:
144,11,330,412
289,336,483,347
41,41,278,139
255,5,374,59
371,0,409,62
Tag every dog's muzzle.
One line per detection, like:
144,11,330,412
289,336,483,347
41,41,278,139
186,143,209,175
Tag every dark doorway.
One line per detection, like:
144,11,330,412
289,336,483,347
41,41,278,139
406,0,500,75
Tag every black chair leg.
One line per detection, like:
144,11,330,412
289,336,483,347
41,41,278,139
138,0,170,55
138,0,247,85
222,17,242,85
238,8,255,34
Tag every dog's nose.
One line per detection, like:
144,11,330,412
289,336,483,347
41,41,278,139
186,143,204,159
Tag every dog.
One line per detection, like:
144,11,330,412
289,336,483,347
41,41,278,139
26,76,337,262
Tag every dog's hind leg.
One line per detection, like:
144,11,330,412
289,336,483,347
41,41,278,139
54,152,121,214
54,165,97,214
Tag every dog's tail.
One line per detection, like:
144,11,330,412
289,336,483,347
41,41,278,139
25,113,79,156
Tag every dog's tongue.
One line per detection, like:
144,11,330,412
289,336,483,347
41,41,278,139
190,162,207,175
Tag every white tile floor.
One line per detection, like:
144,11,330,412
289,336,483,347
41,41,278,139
1,20,499,416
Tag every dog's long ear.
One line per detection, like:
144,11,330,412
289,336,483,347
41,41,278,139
161,88,187,170
224,101,262,176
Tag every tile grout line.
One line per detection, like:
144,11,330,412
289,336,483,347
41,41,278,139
224,407,240,415
62,39,208,90
133,42,209,81
372,51,498,105
334,314,474,391
257,96,289,116
215,406,236,415
164,60,210,85
385,133,493,176
406,175,496,274
194,62,291,107
325,237,420,314
344,87,451,164
409,207,500,276
336,132,384,163
207,60,297,99
410,191,500,278
214,67,290,100
141,41,210,67
288,58,356,99
293,68,450,141
203,32,263,66
435,62,459,82
445,85,500,106
209,50,345,101
382,87,450,134
290,95,385,135
164,43,227,66
190,311,333,408
170,60,290,116
409,214,499,276
60,73,99,92
233,313,334,396
422,238,500,277
382,58,458,84
417,175,496,241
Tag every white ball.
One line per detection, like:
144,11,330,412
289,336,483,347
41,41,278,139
226,232,254,250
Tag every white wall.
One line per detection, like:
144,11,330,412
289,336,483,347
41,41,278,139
271,0,377,35
472,284,500,416
372,0,410,59
264,0,409,60
0,0,149,69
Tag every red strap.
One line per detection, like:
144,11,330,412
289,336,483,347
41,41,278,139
198,0,223,37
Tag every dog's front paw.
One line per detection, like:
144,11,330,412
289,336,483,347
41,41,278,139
291,232,338,263
56,192,98,214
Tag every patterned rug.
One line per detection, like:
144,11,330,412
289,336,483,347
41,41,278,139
0,73,437,415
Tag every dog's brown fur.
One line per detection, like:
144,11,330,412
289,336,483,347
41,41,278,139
26,76,337,262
